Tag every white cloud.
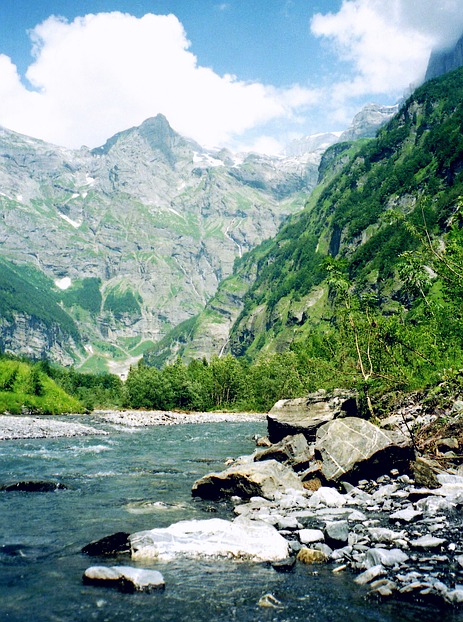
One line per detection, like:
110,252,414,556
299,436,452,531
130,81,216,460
0,11,319,149
311,0,463,107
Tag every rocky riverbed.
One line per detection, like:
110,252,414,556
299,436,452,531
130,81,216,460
81,392,463,609
0,414,107,440
0,410,266,440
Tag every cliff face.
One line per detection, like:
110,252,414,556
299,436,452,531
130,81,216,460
0,115,320,370
425,33,463,81
0,314,78,367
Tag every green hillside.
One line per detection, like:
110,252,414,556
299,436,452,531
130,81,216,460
141,66,463,412
0,358,84,415
0,259,80,340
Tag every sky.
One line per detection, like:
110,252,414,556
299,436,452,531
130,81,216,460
0,0,462,154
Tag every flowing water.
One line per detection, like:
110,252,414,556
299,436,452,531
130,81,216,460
0,418,461,622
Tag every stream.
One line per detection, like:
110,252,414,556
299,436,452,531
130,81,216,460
0,417,461,621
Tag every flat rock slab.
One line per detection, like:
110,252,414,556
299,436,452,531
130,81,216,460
192,459,304,500
410,535,447,549
130,517,289,562
267,390,357,443
83,566,165,592
315,417,413,482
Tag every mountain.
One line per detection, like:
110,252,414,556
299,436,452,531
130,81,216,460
425,33,463,81
147,67,463,367
0,115,321,372
338,103,399,141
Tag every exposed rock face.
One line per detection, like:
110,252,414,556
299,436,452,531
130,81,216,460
267,390,358,443
315,417,413,483
339,103,399,142
425,33,463,81
0,313,77,367
129,517,289,562
0,117,318,370
191,459,305,500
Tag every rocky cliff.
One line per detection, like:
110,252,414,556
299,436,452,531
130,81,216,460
0,115,320,370
425,33,463,81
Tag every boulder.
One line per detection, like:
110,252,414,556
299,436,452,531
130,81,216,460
191,459,304,501
129,517,289,562
267,389,357,443
82,532,131,557
315,417,413,483
409,535,446,549
298,529,325,545
411,456,442,489
296,547,328,564
364,548,409,569
253,433,313,471
83,566,165,592
324,520,349,547
1,481,68,492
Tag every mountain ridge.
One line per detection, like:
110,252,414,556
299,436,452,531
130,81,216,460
145,66,463,368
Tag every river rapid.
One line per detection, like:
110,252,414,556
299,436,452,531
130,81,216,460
0,414,461,622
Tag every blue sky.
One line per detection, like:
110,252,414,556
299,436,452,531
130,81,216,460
0,1,462,153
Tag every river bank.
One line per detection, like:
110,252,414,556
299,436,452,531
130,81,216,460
0,410,266,440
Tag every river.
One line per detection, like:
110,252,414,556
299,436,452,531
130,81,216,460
0,417,461,621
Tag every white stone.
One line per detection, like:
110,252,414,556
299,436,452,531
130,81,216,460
445,589,463,604
367,527,406,543
298,529,325,545
364,548,409,568
389,506,422,522
130,517,289,562
410,535,446,549
307,487,347,508
416,496,456,515
83,566,165,591
355,564,386,585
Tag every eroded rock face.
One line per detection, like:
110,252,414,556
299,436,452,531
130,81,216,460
129,517,289,562
191,459,304,500
315,417,413,483
267,390,358,443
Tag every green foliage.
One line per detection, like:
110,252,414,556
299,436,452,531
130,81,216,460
0,357,84,415
103,287,142,318
47,365,124,410
60,278,102,314
0,259,80,340
225,66,463,367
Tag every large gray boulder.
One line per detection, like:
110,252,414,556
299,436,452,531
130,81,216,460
253,433,313,471
315,417,413,483
191,459,305,500
130,517,289,562
267,389,357,443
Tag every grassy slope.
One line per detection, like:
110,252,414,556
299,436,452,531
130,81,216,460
0,359,84,415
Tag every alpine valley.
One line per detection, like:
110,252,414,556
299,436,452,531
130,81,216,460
0,104,395,374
